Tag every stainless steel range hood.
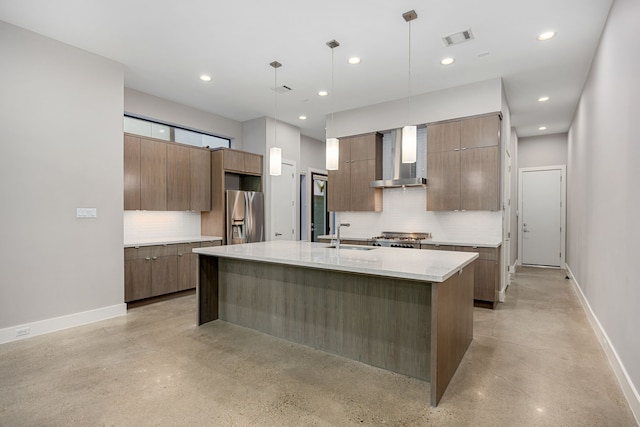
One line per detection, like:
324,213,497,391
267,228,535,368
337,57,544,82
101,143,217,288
370,128,428,188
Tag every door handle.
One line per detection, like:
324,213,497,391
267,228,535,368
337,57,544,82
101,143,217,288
524,229,530,233
275,232,282,236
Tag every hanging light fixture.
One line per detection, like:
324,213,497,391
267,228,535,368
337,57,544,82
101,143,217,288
325,39,340,171
269,60,282,176
402,10,417,164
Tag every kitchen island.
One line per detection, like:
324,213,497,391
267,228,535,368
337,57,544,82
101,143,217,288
194,241,478,406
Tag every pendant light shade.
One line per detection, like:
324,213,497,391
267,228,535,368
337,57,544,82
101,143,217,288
402,10,418,164
269,146,282,176
269,60,282,176
325,39,340,171
326,137,339,170
401,125,417,163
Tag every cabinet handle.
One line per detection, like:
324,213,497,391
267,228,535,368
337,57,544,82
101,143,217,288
152,256,158,260
145,257,151,261
178,253,183,256
461,147,467,150
454,149,460,151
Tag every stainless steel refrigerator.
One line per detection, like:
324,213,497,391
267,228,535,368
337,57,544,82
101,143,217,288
226,190,264,245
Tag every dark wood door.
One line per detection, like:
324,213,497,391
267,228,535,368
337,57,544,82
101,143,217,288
124,258,151,302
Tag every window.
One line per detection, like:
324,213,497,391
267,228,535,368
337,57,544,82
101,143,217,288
124,115,230,148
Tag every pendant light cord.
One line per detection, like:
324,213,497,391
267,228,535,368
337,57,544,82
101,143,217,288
274,64,278,147
408,19,412,122
330,46,335,138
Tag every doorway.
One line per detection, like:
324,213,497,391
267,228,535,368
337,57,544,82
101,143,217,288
310,172,328,242
518,165,566,267
270,160,296,241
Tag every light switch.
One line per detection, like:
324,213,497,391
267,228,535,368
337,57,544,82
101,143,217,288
76,207,97,218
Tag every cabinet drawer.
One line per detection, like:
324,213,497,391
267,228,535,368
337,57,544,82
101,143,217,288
125,246,153,260
458,246,498,261
421,244,456,251
176,243,199,255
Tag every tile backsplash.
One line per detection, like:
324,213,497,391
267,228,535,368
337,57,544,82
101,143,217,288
124,211,201,242
335,187,502,243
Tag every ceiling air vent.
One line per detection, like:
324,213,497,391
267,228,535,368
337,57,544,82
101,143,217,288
442,29,474,47
273,85,293,94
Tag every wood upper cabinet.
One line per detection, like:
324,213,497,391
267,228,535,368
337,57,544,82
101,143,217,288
124,134,142,210
167,144,191,211
222,149,263,175
460,114,500,149
124,133,211,212
427,114,501,211
328,132,382,212
427,121,461,153
140,138,168,211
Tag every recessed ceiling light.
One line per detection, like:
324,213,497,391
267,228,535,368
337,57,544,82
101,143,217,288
538,96,550,102
200,74,212,82
539,126,547,130
299,115,307,120
537,31,556,41
318,90,328,97
440,57,455,65
348,57,361,65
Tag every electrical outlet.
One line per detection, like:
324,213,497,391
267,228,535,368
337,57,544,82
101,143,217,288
16,327,30,337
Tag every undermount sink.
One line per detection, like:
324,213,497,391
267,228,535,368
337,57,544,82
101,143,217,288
326,244,377,251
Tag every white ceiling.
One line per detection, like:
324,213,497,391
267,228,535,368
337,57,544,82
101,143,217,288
0,0,613,141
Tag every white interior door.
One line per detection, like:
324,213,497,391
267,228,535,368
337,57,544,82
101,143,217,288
270,161,296,241
519,167,565,267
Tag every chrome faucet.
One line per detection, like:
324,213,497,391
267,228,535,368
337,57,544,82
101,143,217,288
336,223,351,249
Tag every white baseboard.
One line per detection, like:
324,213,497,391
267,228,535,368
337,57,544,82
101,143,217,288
0,303,127,345
510,260,518,274
565,264,640,425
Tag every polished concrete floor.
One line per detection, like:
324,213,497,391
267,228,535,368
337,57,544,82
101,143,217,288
0,267,636,426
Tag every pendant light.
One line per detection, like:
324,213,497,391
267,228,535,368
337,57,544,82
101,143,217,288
269,60,282,176
325,39,340,171
402,10,417,164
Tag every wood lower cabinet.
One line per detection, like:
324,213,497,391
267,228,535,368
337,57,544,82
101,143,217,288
421,243,501,308
124,240,221,302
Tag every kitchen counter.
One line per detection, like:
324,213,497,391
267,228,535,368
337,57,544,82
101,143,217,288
194,241,476,282
195,241,477,406
124,235,222,248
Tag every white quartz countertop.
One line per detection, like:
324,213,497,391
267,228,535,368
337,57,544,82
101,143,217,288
194,241,478,283
124,236,222,248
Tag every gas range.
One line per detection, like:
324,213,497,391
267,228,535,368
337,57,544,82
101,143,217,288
369,231,431,248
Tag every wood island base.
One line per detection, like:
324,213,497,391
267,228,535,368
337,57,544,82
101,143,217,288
198,255,474,406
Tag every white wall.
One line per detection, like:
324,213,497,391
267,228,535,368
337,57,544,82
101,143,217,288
567,0,640,417
300,135,326,172
332,78,502,137
124,88,242,148
0,22,125,339
518,133,568,169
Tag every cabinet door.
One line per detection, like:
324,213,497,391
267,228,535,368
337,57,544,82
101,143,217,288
327,140,352,212
222,150,244,172
124,258,151,302
349,133,381,161
150,255,178,296
421,244,456,251
460,146,499,211
350,159,381,211
243,153,263,175
124,135,141,210
427,121,460,153
427,151,460,211
190,147,211,211
177,243,198,291
460,115,500,149
167,144,191,211
140,138,167,210
473,260,498,302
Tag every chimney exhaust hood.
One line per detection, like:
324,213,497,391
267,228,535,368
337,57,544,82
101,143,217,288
370,128,427,188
